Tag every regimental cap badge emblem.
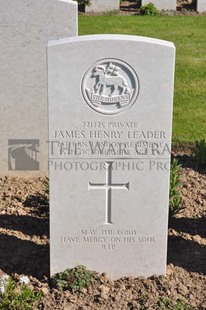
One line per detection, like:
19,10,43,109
82,59,140,115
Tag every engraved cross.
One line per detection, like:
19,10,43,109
88,162,129,225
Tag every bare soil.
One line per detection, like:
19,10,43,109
0,148,206,309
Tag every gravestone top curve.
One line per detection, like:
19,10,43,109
48,34,175,48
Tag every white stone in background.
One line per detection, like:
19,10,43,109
0,275,10,294
48,34,175,279
86,0,120,12
0,0,77,176
197,0,206,12
19,275,30,285
141,0,176,11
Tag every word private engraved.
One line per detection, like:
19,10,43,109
82,59,139,115
88,162,129,224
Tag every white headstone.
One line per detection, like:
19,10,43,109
48,34,175,279
0,0,77,176
197,0,206,12
86,0,120,12
141,0,176,11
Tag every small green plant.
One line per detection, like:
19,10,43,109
52,265,99,292
0,277,42,310
139,2,160,15
169,159,184,217
194,139,206,166
157,297,196,309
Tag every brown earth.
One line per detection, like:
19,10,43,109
0,147,206,309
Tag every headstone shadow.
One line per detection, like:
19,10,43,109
172,154,206,175
0,234,49,279
0,214,49,237
168,234,206,274
169,216,206,239
0,193,49,279
23,194,49,217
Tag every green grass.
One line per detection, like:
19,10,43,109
79,15,206,143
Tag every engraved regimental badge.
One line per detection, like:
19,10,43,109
82,59,139,115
